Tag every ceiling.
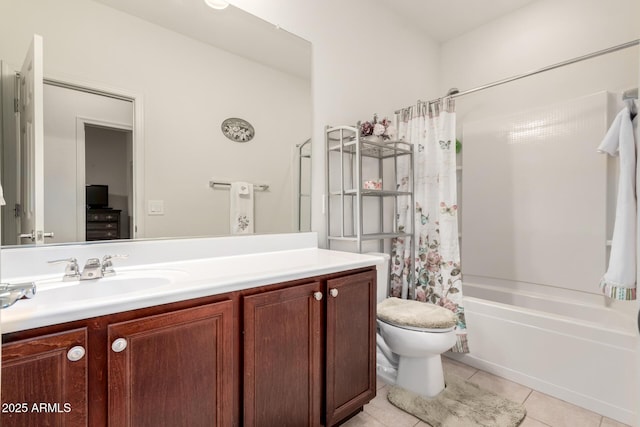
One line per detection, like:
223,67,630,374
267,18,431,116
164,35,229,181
375,0,539,42
94,0,538,80
94,0,312,80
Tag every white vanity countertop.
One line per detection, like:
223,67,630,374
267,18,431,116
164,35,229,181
2,248,382,334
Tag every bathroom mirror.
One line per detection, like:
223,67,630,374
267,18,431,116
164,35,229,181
0,0,312,247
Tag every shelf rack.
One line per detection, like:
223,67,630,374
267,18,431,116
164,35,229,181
325,124,415,262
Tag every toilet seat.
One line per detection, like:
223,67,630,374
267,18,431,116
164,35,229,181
377,317,455,333
377,297,458,331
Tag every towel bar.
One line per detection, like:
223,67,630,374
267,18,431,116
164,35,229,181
209,180,269,191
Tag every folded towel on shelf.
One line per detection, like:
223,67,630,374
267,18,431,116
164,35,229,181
597,105,637,300
230,182,254,234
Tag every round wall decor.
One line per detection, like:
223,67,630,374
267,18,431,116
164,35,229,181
221,118,255,143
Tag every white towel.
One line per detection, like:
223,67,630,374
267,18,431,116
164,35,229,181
230,182,254,234
237,183,250,195
0,182,5,206
597,106,637,300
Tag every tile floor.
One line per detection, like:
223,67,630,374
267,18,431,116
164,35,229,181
342,357,631,427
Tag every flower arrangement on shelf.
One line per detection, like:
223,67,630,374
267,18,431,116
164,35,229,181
360,114,397,141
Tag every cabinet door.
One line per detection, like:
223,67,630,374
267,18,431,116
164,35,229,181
325,270,376,425
2,328,88,427
243,281,322,427
108,300,233,427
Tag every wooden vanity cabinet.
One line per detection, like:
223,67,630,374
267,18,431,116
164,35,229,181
2,266,376,427
1,328,89,426
107,300,234,427
243,268,377,427
325,270,376,426
243,281,323,426
2,298,235,427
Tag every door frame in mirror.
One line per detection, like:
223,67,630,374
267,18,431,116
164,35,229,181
75,116,134,241
1,61,20,245
42,75,145,242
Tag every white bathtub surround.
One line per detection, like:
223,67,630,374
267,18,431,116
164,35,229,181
393,99,467,352
460,94,638,425
230,182,254,234
597,104,637,301
0,232,382,334
462,93,610,296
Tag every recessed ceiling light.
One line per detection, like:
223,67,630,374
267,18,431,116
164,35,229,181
204,0,229,10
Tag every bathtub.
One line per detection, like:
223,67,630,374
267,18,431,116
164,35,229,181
446,280,639,426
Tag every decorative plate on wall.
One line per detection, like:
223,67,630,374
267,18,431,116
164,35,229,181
221,118,255,143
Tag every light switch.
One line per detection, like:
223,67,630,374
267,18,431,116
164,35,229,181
148,200,164,215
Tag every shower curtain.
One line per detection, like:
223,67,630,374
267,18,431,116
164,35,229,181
391,99,468,352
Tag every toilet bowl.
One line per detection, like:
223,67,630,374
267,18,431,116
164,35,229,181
368,252,457,398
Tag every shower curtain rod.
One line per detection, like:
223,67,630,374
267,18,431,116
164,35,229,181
395,38,640,113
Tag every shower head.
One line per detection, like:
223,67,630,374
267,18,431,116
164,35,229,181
446,88,459,97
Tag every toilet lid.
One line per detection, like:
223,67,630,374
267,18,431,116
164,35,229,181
377,297,457,330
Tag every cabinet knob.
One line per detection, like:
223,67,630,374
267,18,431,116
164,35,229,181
67,346,86,362
329,288,339,298
111,338,128,353
313,291,323,301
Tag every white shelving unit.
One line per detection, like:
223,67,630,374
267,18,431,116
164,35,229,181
325,124,415,262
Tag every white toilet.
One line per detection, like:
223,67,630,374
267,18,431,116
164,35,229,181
370,252,457,398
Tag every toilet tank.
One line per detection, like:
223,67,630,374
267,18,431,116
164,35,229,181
366,252,390,303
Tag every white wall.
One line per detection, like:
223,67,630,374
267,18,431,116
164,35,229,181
0,0,311,240
229,0,441,247
440,0,639,95
86,127,129,198
440,0,639,138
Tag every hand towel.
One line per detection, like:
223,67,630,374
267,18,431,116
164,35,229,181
230,182,254,234
597,106,636,300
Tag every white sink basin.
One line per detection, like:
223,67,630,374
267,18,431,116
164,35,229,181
32,269,189,304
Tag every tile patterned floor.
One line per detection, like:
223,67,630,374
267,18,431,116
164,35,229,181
343,357,631,427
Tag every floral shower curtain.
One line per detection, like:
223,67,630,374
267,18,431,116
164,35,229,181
391,99,468,353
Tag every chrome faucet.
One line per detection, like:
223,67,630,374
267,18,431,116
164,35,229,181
102,254,129,277
0,282,36,309
80,258,103,280
49,254,128,281
48,258,81,281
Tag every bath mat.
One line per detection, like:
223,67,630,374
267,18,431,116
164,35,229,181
387,375,526,427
